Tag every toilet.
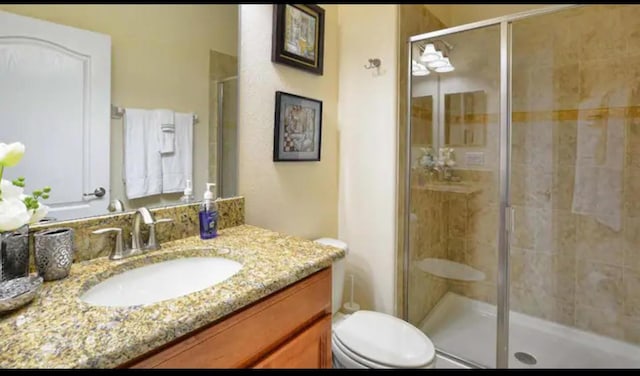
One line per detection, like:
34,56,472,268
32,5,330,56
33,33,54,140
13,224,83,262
314,238,436,369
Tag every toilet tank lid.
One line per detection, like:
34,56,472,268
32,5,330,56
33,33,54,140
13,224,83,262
314,238,349,253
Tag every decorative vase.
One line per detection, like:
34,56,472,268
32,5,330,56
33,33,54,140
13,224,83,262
34,227,74,281
0,224,30,282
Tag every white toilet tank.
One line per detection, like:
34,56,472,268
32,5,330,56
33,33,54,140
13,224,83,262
314,238,348,315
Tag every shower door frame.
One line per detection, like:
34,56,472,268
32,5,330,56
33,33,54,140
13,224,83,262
403,4,579,368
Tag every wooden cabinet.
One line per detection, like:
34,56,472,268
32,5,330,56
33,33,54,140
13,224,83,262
121,267,333,369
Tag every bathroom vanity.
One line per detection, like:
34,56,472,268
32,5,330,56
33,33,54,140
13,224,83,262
123,267,332,368
0,224,343,368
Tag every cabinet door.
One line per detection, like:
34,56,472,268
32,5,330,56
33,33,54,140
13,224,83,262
253,314,332,369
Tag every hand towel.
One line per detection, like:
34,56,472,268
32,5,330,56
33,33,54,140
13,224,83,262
161,112,193,194
123,108,163,199
571,93,624,232
154,109,175,154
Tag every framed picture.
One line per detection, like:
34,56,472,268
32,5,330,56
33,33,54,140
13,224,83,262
273,91,323,162
271,4,325,75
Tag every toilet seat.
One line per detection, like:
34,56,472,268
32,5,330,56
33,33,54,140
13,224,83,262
333,333,391,368
332,310,435,368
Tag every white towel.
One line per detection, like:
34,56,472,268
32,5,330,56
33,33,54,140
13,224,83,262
571,94,624,231
154,109,175,154
161,112,193,194
123,108,163,199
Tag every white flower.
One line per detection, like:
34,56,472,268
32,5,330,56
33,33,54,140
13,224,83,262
0,142,25,167
0,197,30,232
0,141,50,231
0,179,23,199
28,202,49,224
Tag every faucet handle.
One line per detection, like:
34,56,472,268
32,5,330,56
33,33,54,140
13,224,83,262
91,227,126,260
146,218,174,251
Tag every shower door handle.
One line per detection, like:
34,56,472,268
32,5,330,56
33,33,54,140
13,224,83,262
506,206,515,235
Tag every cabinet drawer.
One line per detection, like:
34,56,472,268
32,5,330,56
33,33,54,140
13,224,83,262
253,314,332,368
125,267,332,368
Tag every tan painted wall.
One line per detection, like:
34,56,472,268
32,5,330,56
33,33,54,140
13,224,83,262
337,5,398,314
237,5,338,240
0,4,238,209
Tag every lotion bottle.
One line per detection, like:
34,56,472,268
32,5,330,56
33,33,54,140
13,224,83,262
180,179,195,204
199,183,218,239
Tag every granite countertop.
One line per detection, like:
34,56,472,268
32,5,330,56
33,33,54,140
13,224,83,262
0,224,345,368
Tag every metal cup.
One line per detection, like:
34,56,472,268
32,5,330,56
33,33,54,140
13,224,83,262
0,225,30,282
34,227,75,281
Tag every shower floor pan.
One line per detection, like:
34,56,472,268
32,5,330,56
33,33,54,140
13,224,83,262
420,292,640,368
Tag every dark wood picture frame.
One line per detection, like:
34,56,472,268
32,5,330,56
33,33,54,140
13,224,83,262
271,4,325,75
273,91,323,162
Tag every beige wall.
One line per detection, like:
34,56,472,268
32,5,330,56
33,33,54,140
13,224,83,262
337,5,398,315
0,4,238,209
425,4,556,27
237,5,338,240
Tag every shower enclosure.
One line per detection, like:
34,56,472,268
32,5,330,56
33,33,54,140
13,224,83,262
404,4,640,368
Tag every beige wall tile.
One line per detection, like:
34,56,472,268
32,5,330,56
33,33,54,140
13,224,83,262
575,304,624,340
512,205,536,249
623,268,640,317
576,215,624,266
622,315,640,345
551,165,575,210
511,286,575,326
510,247,575,301
576,259,624,311
449,280,496,305
467,204,498,247
552,64,580,111
553,120,577,167
535,208,576,254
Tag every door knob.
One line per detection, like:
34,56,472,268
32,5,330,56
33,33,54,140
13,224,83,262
84,187,106,198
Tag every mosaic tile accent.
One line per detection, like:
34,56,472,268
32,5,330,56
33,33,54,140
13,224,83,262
0,224,344,368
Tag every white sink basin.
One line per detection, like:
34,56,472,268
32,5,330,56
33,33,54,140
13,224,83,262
80,257,242,307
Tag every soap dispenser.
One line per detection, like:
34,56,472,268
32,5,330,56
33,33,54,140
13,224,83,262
199,183,218,239
180,179,195,204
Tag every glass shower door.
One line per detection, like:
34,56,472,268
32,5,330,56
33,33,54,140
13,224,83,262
407,24,502,368
508,5,640,368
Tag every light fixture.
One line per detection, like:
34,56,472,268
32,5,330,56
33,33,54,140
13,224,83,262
426,58,448,69
412,60,430,76
415,40,455,74
434,57,455,73
419,43,442,63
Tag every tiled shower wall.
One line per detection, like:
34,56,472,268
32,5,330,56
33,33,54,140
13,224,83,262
397,4,447,320
408,5,640,345
508,5,640,344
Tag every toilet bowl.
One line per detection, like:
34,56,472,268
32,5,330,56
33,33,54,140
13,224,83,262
314,238,436,369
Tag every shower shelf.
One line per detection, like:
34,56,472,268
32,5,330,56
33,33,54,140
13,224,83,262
411,182,481,195
415,258,485,282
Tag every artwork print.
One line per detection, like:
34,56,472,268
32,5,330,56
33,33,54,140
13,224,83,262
273,91,323,161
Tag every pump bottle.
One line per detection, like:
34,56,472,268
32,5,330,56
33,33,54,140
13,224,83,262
199,183,218,239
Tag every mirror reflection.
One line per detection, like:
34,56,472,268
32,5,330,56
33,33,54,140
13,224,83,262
444,90,486,147
0,4,238,223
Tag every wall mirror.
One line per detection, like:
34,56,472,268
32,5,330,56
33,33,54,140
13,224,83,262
0,4,238,223
444,90,486,147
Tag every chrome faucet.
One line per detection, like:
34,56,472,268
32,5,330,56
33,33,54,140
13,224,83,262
131,207,155,252
92,207,173,260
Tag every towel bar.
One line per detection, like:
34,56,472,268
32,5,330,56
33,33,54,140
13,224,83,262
111,105,199,124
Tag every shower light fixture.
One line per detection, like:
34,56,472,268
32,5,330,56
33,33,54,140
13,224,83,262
434,57,455,73
419,43,442,63
413,39,454,76
412,60,430,76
